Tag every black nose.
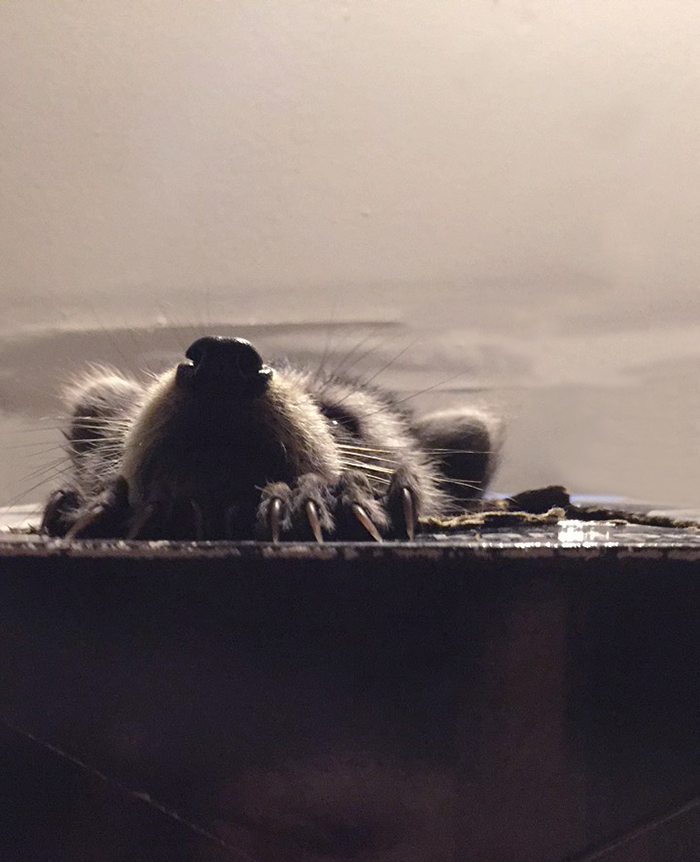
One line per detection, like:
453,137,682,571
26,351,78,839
180,336,271,395
186,336,263,376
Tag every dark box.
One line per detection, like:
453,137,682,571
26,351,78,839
1,521,700,861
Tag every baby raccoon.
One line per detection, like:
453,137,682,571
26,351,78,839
41,336,500,541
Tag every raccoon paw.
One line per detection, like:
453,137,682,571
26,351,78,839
42,477,131,539
41,487,83,537
332,472,388,542
256,470,422,542
257,474,336,542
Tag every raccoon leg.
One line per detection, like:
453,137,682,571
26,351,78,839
413,409,503,509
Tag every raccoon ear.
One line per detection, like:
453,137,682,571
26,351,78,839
412,409,504,504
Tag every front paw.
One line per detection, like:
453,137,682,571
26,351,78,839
42,477,131,539
256,470,421,542
41,488,82,537
257,474,337,542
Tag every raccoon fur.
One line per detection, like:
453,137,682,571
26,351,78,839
41,336,500,541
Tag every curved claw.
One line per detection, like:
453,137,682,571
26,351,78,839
401,487,416,540
126,504,156,540
65,507,103,540
305,499,324,543
269,496,282,543
351,503,383,543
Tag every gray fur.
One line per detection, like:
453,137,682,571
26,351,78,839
42,339,501,540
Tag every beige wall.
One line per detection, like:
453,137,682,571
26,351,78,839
2,1,700,506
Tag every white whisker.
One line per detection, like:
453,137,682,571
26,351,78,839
340,459,395,476
335,443,394,454
336,449,398,466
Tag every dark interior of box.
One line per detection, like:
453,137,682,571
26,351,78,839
1,522,700,861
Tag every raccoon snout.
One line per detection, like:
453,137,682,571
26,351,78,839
176,336,272,396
